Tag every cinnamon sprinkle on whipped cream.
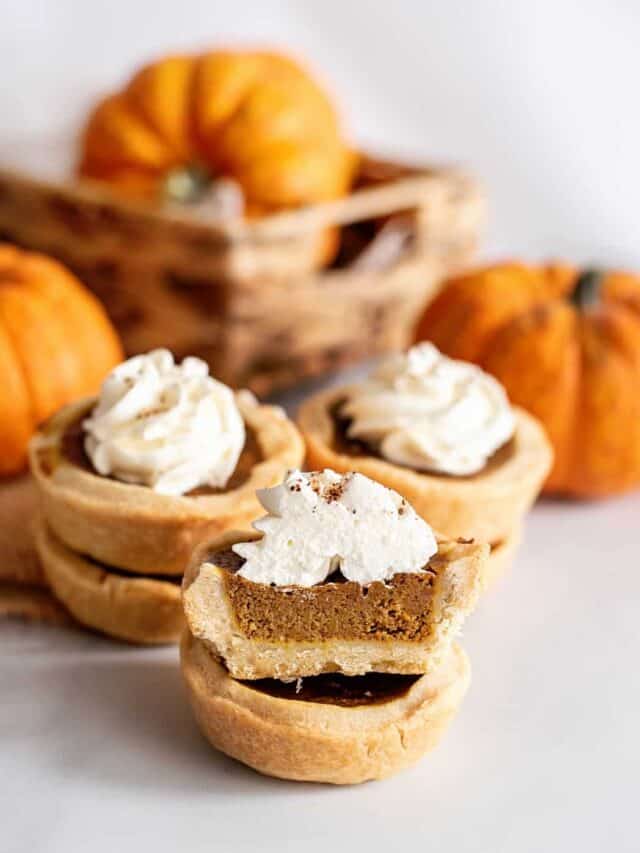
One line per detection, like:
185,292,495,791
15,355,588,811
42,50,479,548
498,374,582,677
233,469,438,587
83,349,245,496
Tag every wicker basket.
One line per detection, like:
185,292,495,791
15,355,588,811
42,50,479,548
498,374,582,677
0,155,484,396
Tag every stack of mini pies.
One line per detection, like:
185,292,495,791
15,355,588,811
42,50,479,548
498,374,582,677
181,474,490,785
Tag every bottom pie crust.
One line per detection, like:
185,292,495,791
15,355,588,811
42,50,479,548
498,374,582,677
34,518,183,645
180,631,470,785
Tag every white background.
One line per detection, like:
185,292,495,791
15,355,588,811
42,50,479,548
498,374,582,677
1,2,640,851
2,0,640,263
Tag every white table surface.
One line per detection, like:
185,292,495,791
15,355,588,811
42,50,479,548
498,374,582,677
3,441,639,852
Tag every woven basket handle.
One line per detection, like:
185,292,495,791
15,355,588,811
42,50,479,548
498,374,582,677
247,173,456,241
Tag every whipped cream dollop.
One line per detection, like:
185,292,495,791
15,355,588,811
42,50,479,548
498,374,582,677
83,349,245,496
340,343,515,476
233,469,437,587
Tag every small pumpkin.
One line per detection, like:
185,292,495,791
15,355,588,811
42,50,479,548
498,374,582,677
415,262,640,498
78,50,356,216
0,245,123,476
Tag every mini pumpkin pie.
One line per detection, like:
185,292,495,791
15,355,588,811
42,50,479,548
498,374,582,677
181,469,487,783
298,343,553,585
30,349,304,643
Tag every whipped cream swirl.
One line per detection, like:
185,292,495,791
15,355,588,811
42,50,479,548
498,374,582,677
340,343,515,476
233,469,437,587
83,349,245,496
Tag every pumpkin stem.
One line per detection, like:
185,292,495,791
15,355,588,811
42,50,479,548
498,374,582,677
161,164,211,204
572,269,603,311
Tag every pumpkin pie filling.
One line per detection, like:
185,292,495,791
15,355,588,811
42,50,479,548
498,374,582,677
85,553,183,585
209,545,441,643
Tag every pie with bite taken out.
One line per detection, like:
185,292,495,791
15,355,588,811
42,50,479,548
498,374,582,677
183,526,487,680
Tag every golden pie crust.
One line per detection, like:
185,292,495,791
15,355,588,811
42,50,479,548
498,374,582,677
297,385,553,544
29,393,305,576
181,631,470,784
35,518,183,644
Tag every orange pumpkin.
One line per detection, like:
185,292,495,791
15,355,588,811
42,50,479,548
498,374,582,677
0,245,123,476
415,262,640,498
78,50,356,216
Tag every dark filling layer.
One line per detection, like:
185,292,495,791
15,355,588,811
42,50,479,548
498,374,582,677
86,555,182,586
241,670,421,707
211,547,446,643
39,409,263,494
330,399,514,480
